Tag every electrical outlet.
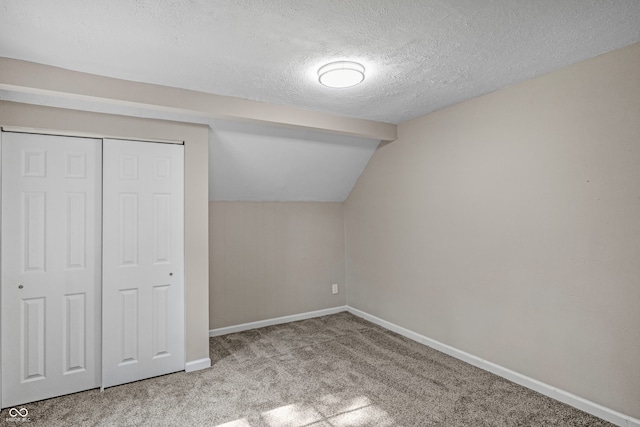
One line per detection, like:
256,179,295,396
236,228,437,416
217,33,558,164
332,283,338,294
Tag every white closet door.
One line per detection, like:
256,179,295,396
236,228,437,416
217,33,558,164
1,132,102,407
102,139,184,388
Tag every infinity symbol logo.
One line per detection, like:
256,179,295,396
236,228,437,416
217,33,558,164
8,407,28,417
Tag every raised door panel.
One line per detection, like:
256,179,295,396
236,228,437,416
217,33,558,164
22,298,46,381
119,193,139,267
23,192,47,272
63,293,86,373
66,193,87,270
119,289,139,365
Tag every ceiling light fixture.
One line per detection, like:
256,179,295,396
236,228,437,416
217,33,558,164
318,61,365,88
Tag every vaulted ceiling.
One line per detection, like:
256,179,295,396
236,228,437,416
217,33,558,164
1,1,639,200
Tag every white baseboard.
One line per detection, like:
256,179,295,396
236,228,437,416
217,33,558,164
347,307,639,427
185,357,211,373
209,306,348,337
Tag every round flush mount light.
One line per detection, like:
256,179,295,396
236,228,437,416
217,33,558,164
318,61,365,88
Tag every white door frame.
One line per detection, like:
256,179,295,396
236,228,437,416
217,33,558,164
0,128,186,409
0,129,3,408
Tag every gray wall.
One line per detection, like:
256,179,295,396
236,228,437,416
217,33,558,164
209,202,346,329
345,42,640,418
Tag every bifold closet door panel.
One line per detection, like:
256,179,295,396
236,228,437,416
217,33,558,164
102,139,185,389
1,132,102,407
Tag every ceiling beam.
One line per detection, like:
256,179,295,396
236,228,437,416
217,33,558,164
0,57,397,142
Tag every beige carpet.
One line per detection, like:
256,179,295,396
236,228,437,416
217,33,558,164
0,312,613,426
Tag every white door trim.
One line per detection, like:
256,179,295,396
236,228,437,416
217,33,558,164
1,127,184,146
0,130,3,408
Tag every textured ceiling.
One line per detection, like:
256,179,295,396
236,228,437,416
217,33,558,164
2,1,640,202
1,0,639,124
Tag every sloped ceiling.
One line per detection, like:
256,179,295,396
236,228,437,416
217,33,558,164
209,121,378,201
1,1,639,201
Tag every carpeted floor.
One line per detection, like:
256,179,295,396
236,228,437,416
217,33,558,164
0,312,613,426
